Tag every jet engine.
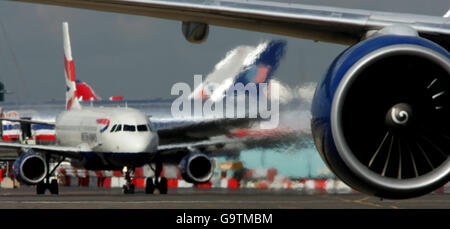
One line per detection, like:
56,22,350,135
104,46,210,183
181,21,209,44
13,150,47,185
311,35,450,199
179,152,214,183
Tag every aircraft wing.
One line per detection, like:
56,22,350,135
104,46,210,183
156,117,256,145
158,129,308,152
0,142,83,160
11,0,450,45
157,137,240,152
0,118,55,127
155,126,307,163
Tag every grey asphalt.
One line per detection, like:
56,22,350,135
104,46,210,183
0,186,448,209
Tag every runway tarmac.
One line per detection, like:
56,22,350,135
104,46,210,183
0,186,448,209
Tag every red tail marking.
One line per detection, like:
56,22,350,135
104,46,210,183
253,65,271,83
64,56,75,82
76,82,100,101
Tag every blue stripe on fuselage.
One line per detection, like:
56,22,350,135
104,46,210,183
32,125,55,130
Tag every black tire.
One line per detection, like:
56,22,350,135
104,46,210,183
49,180,59,195
123,184,135,194
157,177,168,194
145,177,155,194
122,185,129,194
36,182,46,195
129,184,135,194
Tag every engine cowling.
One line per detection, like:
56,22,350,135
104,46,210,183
13,151,47,185
181,21,209,44
311,35,450,199
179,152,214,184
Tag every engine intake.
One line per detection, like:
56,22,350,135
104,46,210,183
179,152,214,184
312,35,450,199
13,150,47,185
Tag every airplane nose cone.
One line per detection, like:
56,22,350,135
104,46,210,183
130,141,147,152
127,133,158,152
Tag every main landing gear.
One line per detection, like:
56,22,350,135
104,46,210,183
145,162,168,194
37,156,64,195
121,163,168,195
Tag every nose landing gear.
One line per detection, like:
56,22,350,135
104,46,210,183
122,166,135,194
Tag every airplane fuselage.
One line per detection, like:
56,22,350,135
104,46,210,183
54,106,159,169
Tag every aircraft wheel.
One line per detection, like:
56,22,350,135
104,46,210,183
49,180,59,195
129,184,135,194
157,177,168,194
36,182,46,195
122,184,135,194
145,178,155,194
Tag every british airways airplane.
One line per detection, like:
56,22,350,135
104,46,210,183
0,22,298,195
10,0,450,199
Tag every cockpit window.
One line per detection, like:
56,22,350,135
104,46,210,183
123,125,136,132
148,124,154,132
137,125,148,132
110,124,117,132
115,125,122,132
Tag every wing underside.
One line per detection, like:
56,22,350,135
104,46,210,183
0,142,83,160
11,0,450,45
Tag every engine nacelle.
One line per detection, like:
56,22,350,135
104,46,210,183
311,35,450,199
179,152,214,184
13,150,47,185
181,21,209,44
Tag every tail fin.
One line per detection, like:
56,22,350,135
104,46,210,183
190,40,286,101
63,22,81,110
76,80,101,101
233,40,286,85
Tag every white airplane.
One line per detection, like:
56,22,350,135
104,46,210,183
0,22,296,195
11,0,450,199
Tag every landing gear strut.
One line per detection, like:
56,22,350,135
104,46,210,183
36,156,64,195
145,162,168,194
122,166,135,194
